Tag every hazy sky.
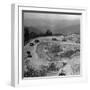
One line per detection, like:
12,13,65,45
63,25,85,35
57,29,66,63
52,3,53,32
23,12,80,34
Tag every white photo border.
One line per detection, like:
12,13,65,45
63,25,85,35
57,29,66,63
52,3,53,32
11,4,87,87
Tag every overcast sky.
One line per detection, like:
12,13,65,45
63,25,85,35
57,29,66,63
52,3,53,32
23,12,80,34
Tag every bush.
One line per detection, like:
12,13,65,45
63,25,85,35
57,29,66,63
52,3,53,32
24,66,47,77
49,45,63,53
60,50,75,58
47,63,57,71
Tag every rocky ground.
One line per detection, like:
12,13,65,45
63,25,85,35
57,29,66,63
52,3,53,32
24,34,80,77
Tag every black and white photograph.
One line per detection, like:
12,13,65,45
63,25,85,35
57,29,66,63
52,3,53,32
23,10,81,78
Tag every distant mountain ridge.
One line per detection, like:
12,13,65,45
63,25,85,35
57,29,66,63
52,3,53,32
24,24,80,35
60,24,80,35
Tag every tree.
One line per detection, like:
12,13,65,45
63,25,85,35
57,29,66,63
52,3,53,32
24,27,30,45
46,29,52,36
29,32,37,38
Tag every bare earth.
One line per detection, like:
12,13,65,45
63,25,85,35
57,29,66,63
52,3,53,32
24,35,80,77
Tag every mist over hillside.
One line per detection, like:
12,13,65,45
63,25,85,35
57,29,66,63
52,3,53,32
24,12,80,35
57,24,80,35
24,23,80,35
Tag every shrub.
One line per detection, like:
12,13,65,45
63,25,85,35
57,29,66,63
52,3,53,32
60,50,75,58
